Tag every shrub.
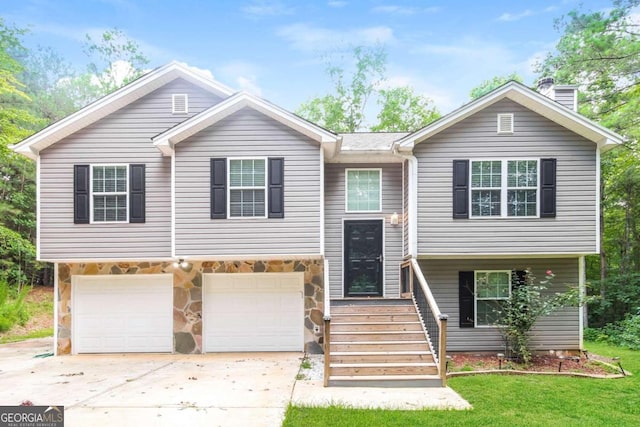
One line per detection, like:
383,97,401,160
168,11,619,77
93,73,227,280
0,280,29,332
586,315,640,350
492,269,579,365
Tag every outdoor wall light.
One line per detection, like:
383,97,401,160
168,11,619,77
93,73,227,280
173,258,189,269
390,212,399,225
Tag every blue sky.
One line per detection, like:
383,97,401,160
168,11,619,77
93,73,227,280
2,0,616,122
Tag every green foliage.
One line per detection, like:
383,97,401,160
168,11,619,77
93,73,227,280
297,45,439,132
83,28,150,98
0,280,29,332
469,72,523,100
585,314,640,350
587,273,640,327
372,86,440,132
492,270,579,364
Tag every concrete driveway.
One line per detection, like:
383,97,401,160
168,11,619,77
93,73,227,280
0,338,302,427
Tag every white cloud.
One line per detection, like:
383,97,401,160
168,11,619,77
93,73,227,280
276,23,394,52
371,5,440,15
498,9,534,22
178,62,216,80
242,1,294,17
327,1,347,7
497,5,559,22
216,61,264,94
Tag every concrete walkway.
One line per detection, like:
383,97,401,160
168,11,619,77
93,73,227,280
0,339,470,426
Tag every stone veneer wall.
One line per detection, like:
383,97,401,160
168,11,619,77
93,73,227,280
57,259,324,355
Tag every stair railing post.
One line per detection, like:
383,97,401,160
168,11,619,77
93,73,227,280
323,317,331,387
438,314,448,386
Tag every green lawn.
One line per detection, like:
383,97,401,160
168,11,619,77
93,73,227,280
283,342,640,427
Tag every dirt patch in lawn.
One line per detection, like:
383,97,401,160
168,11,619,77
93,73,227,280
447,352,626,377
0,286,54,340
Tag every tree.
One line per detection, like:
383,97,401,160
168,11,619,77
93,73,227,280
372,86,440,132
539,0,640,286
469,73,523,100
0,19,43,286
83,28,150,98
297,46,440,132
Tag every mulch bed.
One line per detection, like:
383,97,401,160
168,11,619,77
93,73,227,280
447,352,626,377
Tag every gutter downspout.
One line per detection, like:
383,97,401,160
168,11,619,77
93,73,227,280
392,144,418,258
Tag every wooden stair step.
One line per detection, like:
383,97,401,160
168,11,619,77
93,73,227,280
331,350,432,356
328,374,443,387
330,341,431,352
331,314,420,322
331,322,424,332
331,331,426,341
330,363,438,376
331,305,417,314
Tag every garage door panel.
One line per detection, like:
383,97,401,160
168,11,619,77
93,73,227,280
204,273,304,352
73,274,173,354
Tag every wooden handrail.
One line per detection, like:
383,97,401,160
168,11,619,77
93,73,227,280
407,258,448,384
323,258,331,387
410,258,442,323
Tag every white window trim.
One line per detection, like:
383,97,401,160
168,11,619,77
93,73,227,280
497,113,514,134
172,94,189,114
345,168,383,213
469,158,540,219
89,164,129,224
227,157,268,219
474,270,512,328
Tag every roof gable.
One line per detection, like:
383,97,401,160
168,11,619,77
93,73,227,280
396,81,624,153
11,62,234,159
152,91,339,157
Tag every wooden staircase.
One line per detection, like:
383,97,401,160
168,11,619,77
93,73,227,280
327,299,442,387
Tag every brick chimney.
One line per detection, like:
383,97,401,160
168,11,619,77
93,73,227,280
536,77,578,112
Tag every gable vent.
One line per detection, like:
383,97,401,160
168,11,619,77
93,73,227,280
172,94,189,114
497,113,514,134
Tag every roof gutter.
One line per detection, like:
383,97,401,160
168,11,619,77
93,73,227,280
392,144,418,258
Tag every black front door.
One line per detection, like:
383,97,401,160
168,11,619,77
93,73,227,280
344,220,383,297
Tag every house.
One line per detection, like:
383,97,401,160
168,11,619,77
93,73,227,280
11,63,622,386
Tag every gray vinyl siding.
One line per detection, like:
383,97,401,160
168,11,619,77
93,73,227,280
39,79,223,260
325,163,403,299
554,88,576,111
419,257,580,352
415,99,597,255
175,108,321,256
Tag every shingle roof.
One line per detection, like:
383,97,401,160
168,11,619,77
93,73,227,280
339,132,408,151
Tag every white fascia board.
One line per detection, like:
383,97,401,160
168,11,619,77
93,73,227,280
397,82,624,150
418,252,592,260
153,92,339,156
10,62,234,158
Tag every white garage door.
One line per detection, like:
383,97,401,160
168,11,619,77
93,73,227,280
203,273,304,352
73,274,173,353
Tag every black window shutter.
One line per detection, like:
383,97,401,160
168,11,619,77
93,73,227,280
540,158,556,218
459,271,475,328
74,165,90,224
453,160,469,219
513,270,527,290
210,158,227,219
129,164,145,223
268,157,284,218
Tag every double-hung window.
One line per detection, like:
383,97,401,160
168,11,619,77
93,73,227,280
229,158,266,217
475,270,511,326
470,159,538,218
91,165,128,222
346,169,381,212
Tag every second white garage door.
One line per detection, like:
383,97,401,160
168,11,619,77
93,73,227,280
73,274,173,354
203,273,304,352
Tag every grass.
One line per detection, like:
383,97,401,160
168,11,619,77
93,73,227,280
0,286,53,343
283,342,640,427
